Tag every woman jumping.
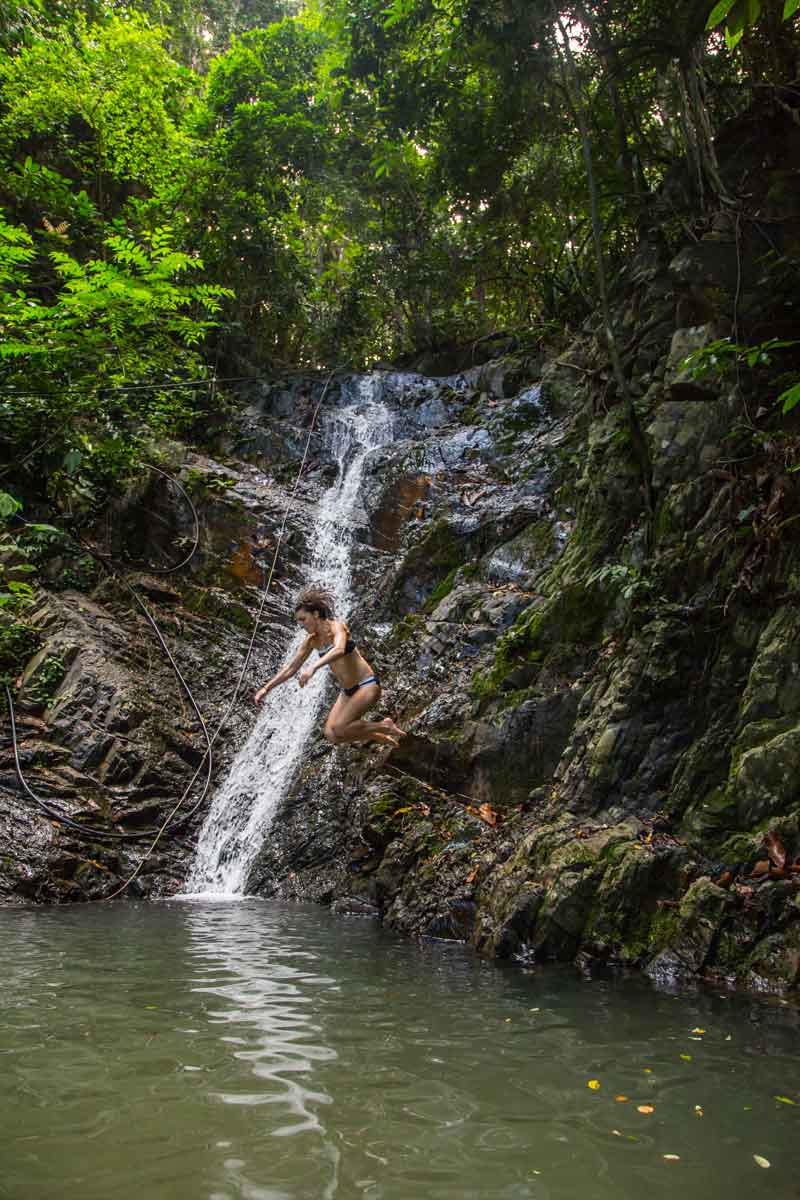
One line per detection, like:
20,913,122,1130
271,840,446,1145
254,588,406,748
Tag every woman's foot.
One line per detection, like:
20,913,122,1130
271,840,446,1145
380,717,406,740
371,730,400,748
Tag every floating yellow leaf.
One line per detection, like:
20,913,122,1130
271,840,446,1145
753,1155,770,1169
691,1028,705,1034
637,1105,655,1114
615,1095,628,1103
588,1080,601,1090
775,1096,796,1105
694,1105,704,1117
663,1154,681,1161
680,1054,692,1062
643,1068,653,1074
612,1129,622,1137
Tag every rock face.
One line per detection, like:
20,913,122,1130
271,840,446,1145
2,104,799,997
0,450,309,901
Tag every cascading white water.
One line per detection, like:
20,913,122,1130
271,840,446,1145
183,377,393,897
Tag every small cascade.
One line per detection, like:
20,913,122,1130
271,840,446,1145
183,376,393,896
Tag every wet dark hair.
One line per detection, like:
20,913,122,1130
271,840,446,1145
294,587,335,621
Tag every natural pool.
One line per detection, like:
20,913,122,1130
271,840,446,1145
1,900,797,1200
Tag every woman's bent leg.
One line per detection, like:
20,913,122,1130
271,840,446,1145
323,685,404,746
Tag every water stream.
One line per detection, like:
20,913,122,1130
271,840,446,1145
185,377,393,896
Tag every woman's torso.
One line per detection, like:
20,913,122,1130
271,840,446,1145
311,622,374,687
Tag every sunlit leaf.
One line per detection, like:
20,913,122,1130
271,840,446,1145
774,1096,797,1105
663,1154,681,1161
680,1054,692,1061
615,1095,628,1102
691,1028,706,1034
588,1079,601,1090
753,1155,770,1169
637,1105,655,1114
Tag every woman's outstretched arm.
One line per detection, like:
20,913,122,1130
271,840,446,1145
254,638,313,705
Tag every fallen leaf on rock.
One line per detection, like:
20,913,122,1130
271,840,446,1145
637,1105,655,1114
764,830,787,871
465,866,478,885
753,1155,770,1169
750,860,770,878
588,1080,601,1090
478,803,498,826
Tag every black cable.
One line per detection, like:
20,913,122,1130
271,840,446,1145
2,681,163,842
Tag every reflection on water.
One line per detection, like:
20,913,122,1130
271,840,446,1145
0,900,798,1200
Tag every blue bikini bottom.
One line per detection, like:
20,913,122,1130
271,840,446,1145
342,675,379,697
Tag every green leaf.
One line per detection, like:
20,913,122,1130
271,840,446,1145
779,382,800,414
0,492,22,519
706,0,738,27
784,0,800,17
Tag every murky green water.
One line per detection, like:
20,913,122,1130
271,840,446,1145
1,901,798,1200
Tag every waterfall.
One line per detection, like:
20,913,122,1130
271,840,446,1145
183,377,393,897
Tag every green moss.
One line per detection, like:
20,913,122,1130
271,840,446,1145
26,654,65,706
392,613,424,643
407,518,467,576
680,786,738,840
182,587,253,629
472,583,607,701
424,567,459,611
0,619,41,678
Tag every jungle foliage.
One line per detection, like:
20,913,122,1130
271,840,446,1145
0,0,797,514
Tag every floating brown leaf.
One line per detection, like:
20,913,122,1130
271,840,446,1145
637,1105,655,1115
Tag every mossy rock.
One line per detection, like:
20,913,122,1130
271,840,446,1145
730,719,800,828
473,582,607,700
680,786,738,841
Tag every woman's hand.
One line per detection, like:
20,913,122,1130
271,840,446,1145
254,686,268,705
297,667,315,688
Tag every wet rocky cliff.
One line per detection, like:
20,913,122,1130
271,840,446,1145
2,102,800,996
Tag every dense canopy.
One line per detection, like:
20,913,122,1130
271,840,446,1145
0,0,797,509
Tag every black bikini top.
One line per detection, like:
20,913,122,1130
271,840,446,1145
318,637,356,658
